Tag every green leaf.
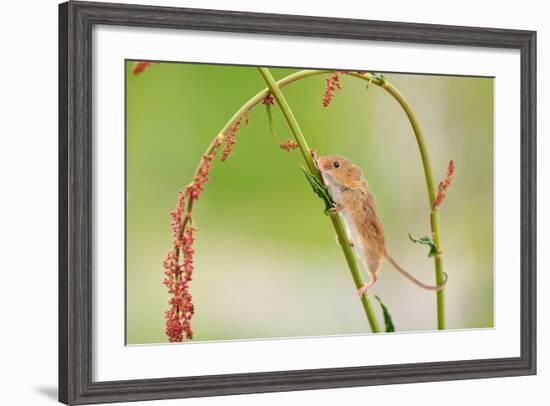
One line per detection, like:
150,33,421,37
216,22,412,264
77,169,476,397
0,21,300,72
408,233,438,257
265,103,278,139
301,168,334,213
372,72,386,84
375,295,395,333
365,73,386,90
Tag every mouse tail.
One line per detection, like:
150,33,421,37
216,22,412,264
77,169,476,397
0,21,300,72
385,253,447,291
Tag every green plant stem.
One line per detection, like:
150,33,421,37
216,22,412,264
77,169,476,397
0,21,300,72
257,67,381,333
212,69,446,330
357,76,446,330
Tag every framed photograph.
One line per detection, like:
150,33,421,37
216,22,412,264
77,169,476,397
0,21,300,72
59,1,536,404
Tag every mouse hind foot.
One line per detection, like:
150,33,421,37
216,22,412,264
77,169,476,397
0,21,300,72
357,274,378,297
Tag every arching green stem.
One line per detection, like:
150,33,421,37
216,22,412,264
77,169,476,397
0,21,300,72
350,75,446,330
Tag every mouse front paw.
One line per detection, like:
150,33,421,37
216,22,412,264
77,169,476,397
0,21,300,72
335,235,354,247
325,203,342,215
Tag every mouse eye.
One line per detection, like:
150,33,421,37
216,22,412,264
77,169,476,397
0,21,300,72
333,161,340,168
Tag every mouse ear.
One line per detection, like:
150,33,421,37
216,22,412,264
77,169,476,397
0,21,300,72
347,166,363,180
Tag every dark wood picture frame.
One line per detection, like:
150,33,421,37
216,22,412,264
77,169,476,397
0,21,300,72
59,1,537,404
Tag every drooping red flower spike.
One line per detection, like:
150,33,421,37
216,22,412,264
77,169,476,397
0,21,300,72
322,72,342,107
162,85,279,343
163,138,222,343
279,140,299,152
163,226,196,342
163,104,254,343
432,160,455,210
132,61,158,75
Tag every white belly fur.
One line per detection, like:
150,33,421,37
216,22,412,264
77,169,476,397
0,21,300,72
322,174,371,272
341,211,371,272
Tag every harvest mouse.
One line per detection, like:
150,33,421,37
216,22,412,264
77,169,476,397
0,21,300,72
317,155,448,296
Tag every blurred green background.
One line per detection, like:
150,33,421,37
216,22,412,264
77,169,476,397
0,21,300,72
126,61,494,345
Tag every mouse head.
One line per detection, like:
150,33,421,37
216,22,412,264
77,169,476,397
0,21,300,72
316,155,363,185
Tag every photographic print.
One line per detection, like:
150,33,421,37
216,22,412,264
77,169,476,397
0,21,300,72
125,61,494,345
60,4,536,403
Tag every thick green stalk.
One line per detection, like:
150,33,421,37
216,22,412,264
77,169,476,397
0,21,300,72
357,77,446,330
257,67,381,333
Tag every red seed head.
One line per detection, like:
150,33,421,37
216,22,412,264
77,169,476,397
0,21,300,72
322,72,343,107
432,160,455,210
279,140,299,152
132,61,158,75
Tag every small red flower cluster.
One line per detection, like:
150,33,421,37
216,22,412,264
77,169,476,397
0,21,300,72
322,72,342,107
132,61,158,75
279,140,299,152
191,138,222,199
163,139,222,342
221,120,242,162
433,160,455,210
169,190,187,240
163,226,196,342
262,95,275,105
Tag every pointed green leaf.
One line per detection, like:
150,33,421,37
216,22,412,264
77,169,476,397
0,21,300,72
375,295,395,333
408,233,438,257
372,72,386,85
265,103,278,139
301,168,334,213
